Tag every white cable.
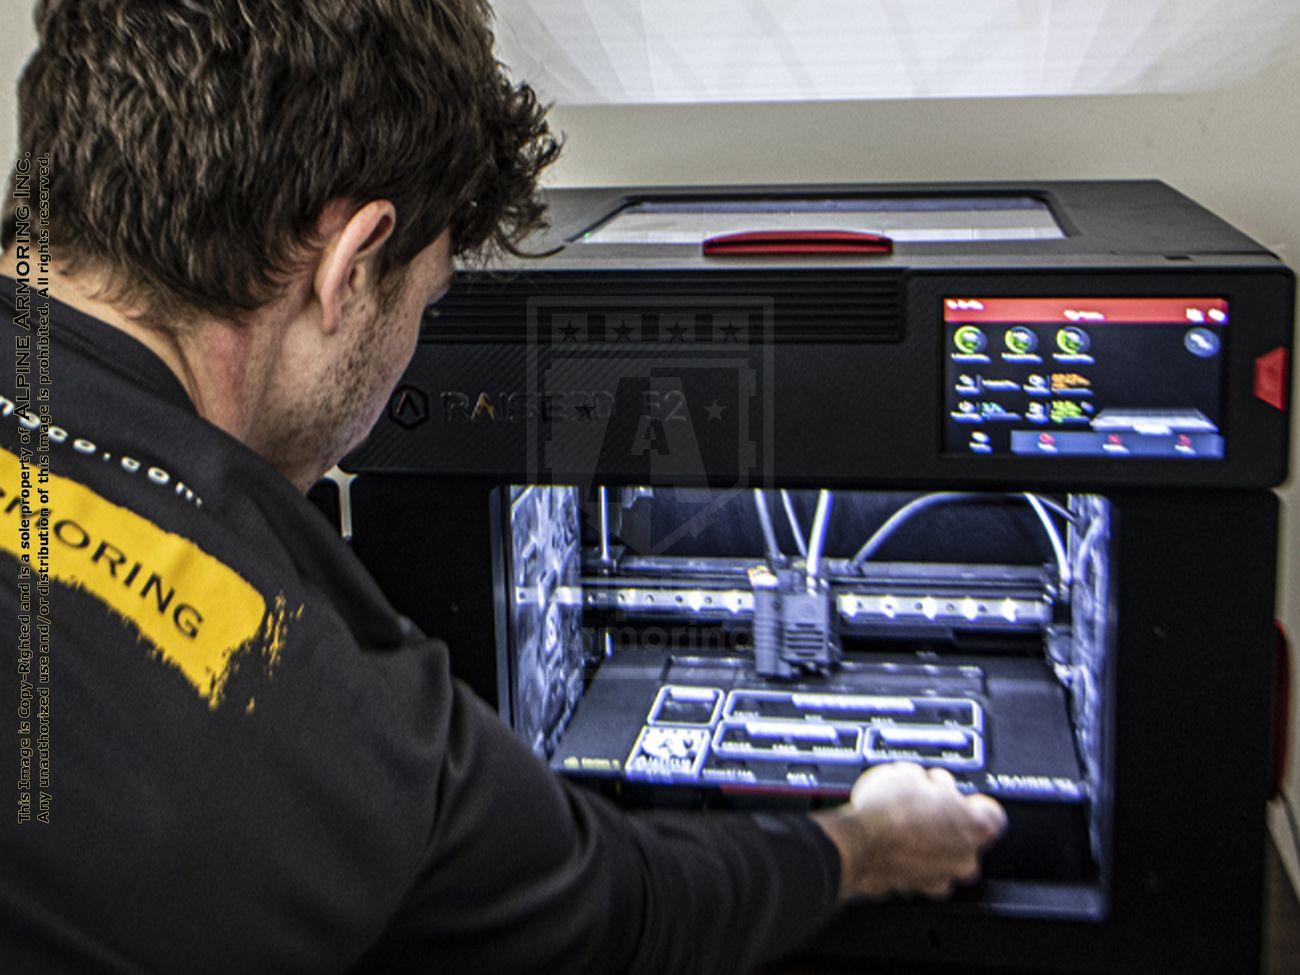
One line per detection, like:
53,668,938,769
850,492,975,567
850,491,1075,575
1029,495,1077,524
806,490,833,583
1024,493,1070,587
779,490,808,558
752,489,782,564
1071,514,1106,588
598,485,611,566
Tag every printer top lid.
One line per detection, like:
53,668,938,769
492,180,1277,272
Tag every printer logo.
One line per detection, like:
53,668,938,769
439,389,614,424
525,297,775,543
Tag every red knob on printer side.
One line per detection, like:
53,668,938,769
1254,347,1289,412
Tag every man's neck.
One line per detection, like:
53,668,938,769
3,253,282,455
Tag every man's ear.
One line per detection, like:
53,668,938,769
314,200,398,336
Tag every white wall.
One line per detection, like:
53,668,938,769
2,2,1297,888
0,11,33,175
543,59,1300,885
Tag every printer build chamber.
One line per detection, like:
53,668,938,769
501,484,1114,913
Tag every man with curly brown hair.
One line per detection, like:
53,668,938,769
0,2,1005,972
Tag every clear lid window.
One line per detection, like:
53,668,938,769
577,196,1064,245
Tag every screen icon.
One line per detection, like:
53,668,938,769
953,326,987,355
1184,327,1221,358
1005,326,1038,354
1051,372,1092,393
1056,327,1090,355
1050,400,1088,424
1025,373,1049,395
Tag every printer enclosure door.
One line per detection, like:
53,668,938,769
326,477,1277,975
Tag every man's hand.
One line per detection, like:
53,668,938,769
811,762,1007,902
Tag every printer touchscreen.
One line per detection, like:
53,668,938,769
944,297,1227,459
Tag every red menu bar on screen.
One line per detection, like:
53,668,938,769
943,297,1229,325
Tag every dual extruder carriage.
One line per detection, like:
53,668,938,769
312,182,1294,974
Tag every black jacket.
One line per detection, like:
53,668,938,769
0,277,839,974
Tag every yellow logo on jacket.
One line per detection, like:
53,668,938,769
1,447,274,707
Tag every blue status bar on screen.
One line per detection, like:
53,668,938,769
1009,431,1225,459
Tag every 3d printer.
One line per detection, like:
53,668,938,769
316,182,1293,974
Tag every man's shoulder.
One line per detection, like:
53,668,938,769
0,396,412,707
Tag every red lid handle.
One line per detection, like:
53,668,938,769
703,229,893,257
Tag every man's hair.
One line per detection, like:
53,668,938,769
3,0,559,327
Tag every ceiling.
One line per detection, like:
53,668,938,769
491,0,1300,105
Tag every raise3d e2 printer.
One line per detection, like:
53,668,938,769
314,182,1294,974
